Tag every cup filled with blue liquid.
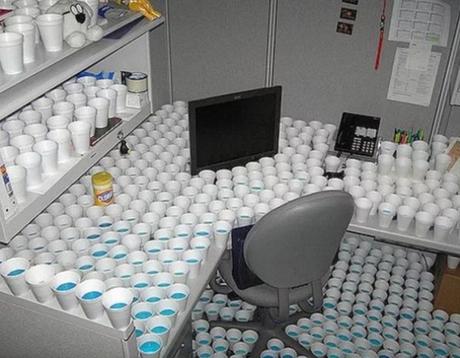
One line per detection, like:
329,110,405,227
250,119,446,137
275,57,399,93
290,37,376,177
75,278,106,319
50,270,81,310
137,333,163,358
146,315,171,346
131,301,154,332
0,257,30,296
102,287,134,329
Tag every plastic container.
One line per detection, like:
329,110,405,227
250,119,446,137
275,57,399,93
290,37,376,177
92,171,113,206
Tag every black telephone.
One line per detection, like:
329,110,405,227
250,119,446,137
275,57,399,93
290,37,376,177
334,112,380,157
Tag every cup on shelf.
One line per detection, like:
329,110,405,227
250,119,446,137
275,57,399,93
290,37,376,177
137,333,163,358
33,139,58,175
24,123,48,143
50,270,81,310
68,121,91,155
36,13,63,52
15,151,42,189
110,84,128,113
6,22,35,63
0,257,30,295
32,97,53,122
435,153,451,174
19,110,42,126
24,264,55,302
0,32,24,75
413,160,430,180
355,197,372,223
88,97,109,129
52,101,74,122
415,211,434,238
74,278,106,319
101,287,134,329
47,129,73,163
97,88,117,118
433,216,453,241
396,205,415,232
74,106,96,137
66,93,87,110
95,79,114,89
11,134,34,153
378,202,395,228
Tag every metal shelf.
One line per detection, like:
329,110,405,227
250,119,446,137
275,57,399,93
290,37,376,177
1,105,151,243
0,15,164,119
348,214,460,256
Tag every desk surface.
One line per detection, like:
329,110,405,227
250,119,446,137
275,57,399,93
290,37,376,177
348,215,460,257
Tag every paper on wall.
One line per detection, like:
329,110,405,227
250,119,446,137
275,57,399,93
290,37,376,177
387,47,441,107
406,41,432,71
388,0,450,47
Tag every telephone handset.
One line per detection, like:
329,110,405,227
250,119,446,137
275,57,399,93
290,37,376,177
334,112,380,157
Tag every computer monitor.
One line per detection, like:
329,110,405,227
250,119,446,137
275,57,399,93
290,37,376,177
189,86,282,175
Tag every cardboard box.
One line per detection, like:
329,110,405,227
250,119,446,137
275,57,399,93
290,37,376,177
434,255,460,314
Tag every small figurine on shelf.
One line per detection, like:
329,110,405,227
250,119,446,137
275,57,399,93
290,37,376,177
47,0,104,48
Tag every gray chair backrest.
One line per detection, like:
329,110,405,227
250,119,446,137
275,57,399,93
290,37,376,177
244,191,354,289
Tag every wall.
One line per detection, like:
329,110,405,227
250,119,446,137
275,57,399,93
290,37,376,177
166,0,270,101
164,0,460,140
274,0,460,140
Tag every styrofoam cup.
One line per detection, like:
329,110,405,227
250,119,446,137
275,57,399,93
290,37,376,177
355,197,372,223
33,139,58,174
0,257,30,295
378,202,395,228
102,287,134,329
415,211,434,238
47,129,73,163
24,264,56,302
97,88,117,118
15,151,42,189
75,278,106,319
68,120,91,154
6,22,34,63
88,97,109,128
397,205,415,232
50,270,81,310
110,84,127,113
137,333,163,358
433,216,453,241
36,14,63,52
0,32,24,74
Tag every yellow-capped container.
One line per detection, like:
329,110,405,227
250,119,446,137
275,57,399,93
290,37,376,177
92,171,113,206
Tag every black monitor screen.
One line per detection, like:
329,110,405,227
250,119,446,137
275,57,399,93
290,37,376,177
189,86,281,175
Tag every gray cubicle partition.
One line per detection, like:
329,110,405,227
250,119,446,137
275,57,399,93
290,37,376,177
166,0,270,101
274,0,460,140
162,0,460,141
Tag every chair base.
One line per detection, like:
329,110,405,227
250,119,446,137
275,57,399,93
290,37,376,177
209,311,315,357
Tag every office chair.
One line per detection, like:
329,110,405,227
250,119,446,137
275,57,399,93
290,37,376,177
210,191,355,356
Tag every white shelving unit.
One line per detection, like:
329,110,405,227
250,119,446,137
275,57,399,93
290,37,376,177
0,15,165,243
0,240,227,358
1,106,150,243
0,14,164,119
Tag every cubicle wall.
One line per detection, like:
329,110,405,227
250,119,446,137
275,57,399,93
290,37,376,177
274,0,460,140
162,0,460,140
166,0,270,101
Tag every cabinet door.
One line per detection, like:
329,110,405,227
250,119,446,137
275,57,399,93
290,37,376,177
168,0,269,101
274,0,460,140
